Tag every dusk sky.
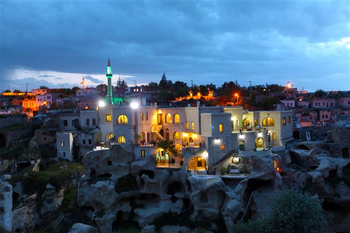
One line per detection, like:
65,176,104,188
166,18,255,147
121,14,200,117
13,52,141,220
0,0,349,92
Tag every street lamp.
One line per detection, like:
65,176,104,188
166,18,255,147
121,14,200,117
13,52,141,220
234,93,239,103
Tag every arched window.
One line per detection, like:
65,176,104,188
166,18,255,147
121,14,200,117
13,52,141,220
107,133,114,141
288,116,291,124
191,121,195,130
262,117,275,126
118,136,126,144
282,117,286,126
140,113,144,121
173,131,180,140
173,114,180,124
140,132,145,141
165,113,172,123
243,119,250,127
117,115,128,124
254,119,258,126
185,121,189,130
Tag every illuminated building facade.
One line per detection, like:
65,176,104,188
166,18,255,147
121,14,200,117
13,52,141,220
99,104,293,170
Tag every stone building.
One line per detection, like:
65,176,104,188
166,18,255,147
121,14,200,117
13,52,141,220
98,103,293,170
56,132,74,161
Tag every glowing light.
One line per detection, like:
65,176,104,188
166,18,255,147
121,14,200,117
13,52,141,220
183,133,188,137
98,101,106,107
214,139,221,144
193,134,198,139
231,116,236,121
239,134,245,139
158,110,162,114
232,157,240,164
43,101,47,105
276,167,282,173
130,102,139,109
257,132,263,137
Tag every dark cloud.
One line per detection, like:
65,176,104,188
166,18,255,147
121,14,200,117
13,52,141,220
84,75,103,84
0,0,349,91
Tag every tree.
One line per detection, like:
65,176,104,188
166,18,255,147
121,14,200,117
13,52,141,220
148,82,159,91
217,81,240,99
117,77,127,88
265,190,327,233
157,140,177,156
39,86,49,89
260,97,280,110
172,81,190,98
233,190,327,233
159,73,172,90
314,89,326,98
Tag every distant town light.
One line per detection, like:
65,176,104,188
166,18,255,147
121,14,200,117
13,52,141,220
98,100,106,107
130,102,139,109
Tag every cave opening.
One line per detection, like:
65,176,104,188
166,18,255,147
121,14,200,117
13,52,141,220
0,133,6,148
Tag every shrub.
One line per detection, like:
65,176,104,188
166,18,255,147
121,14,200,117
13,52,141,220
265,190,327,233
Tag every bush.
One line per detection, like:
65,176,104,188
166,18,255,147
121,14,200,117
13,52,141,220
233,190,327,233
265,190,327,233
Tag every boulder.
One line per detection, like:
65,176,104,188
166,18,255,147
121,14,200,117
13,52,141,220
68,223,97,233
160,225,191,233
41,184,64,215
141,225,156,233
12,193,38,233
0,181,12,231
289,148,319,169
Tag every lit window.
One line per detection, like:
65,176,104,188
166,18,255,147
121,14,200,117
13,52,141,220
141,113,144,121
118,136,126,144
262,117,275,126
173,131,180,140
219,124,223,133
61,141,64,147
288,116,291,124
191,121,195,130
273,133,277,141
107,133,114,140
221,144,225,150
165,113,172,123
282,117,286,126
186,121,189,130
141,149,145,158
106,114,112,122
173,114,180,124
117,115,128,124
146,113,148,121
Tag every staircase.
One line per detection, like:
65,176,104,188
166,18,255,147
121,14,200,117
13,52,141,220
211,149,238,168
151,125,165,140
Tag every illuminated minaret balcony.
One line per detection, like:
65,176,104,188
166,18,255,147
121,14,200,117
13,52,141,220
106,58,114,105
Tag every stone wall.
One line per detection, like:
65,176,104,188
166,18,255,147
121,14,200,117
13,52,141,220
0,114,27,128
0,181,12,231
332,125,350,157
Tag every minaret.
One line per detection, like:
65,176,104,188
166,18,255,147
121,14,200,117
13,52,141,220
106,58,114,105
